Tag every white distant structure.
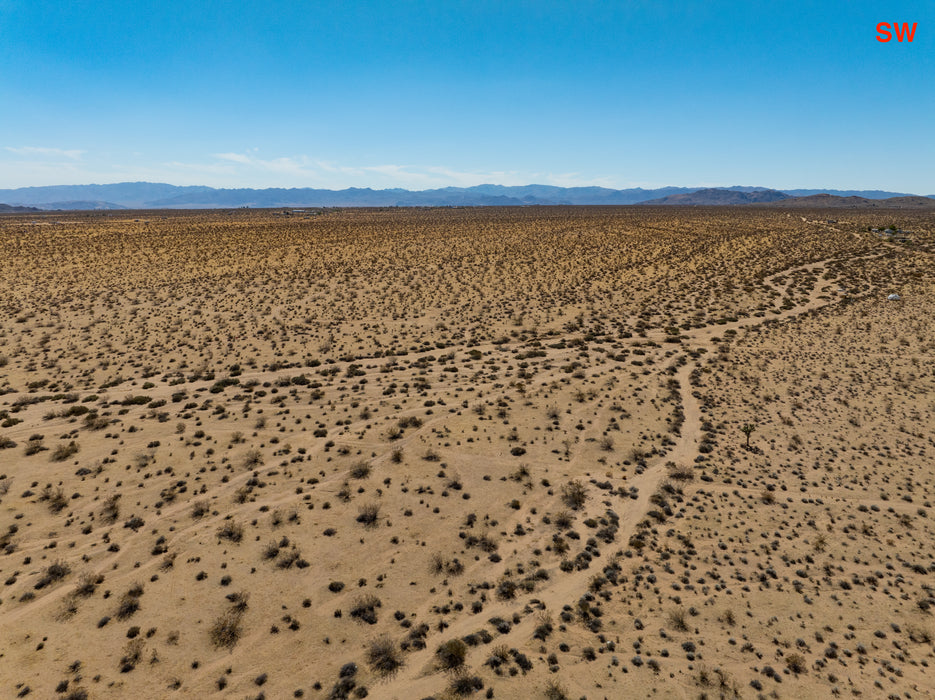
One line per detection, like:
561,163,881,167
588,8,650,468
887,293,901,301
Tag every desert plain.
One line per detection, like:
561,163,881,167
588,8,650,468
0,205,933,699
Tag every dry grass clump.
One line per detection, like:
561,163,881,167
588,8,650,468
35,560,70,589
356,503,380,527
667,607,690,632
666,462,694,481
209,591,249,649
543,679,570,700
242,448,263,468
40,485,69,513
349,594,382,624
560,480,587,510
119,638,145,673
447,670,483,695
99,495,120,523
50,440,79,462
210,609,243,649
366,635,404,676
349,460,372,479
116,583,144,620
217,520,244,543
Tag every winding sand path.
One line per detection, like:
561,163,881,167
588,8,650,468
373,250,874,698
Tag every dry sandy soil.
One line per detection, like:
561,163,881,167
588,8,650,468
0,206,932,700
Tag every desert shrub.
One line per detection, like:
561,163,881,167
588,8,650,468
668,607,689,632
35,560,70,589
560,480,587,510
785,653,807,674
436,638,468,669
349,461,372,479
553,510,574,529
544,679,569,700
41,486,69,513
356,503,380,527
276,547,305,569
448,670,483,695
667,463,694,481
496,579,517,600
116,585,144,619
227,590,250,613
446,558,464,576
93,494,117,524
83,411,110,430
533,616,553,641
485,644,510,668
242,449,263,468
210,608,244,649
262,541,280,560
73,573,100,597
511,649,533,671
510,464,531,482
191,500,209,518
233,486,252,504
121,395,151,406
24,436,47,455
217,521,244,543
349,594,381,624
119,639,144,672
366,635,404,676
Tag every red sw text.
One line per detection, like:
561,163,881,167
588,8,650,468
877,22,917,42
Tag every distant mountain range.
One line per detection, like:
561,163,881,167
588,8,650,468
642,188,791,205
767,194,935,209
0,203,41,213
1,182,934,210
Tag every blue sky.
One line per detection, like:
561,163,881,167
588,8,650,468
1,1,932,192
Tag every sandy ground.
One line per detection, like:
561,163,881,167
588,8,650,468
0,206,932,699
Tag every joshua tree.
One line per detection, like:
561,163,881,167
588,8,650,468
741,423,756,448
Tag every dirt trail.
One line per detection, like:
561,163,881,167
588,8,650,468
3,246,887,698
373,253,862,698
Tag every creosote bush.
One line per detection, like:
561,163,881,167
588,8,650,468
436,638,468,670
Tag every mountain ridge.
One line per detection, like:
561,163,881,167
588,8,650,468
1,182,932,210
641,188,791,205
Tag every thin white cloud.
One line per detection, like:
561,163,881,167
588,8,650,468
539,172,618,188
0,148,628,190
5,146,85,160
202,154,628,190
211,152,321,179
213,152,254,165
164,161,240,176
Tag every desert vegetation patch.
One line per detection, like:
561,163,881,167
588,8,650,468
0,206,932,698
